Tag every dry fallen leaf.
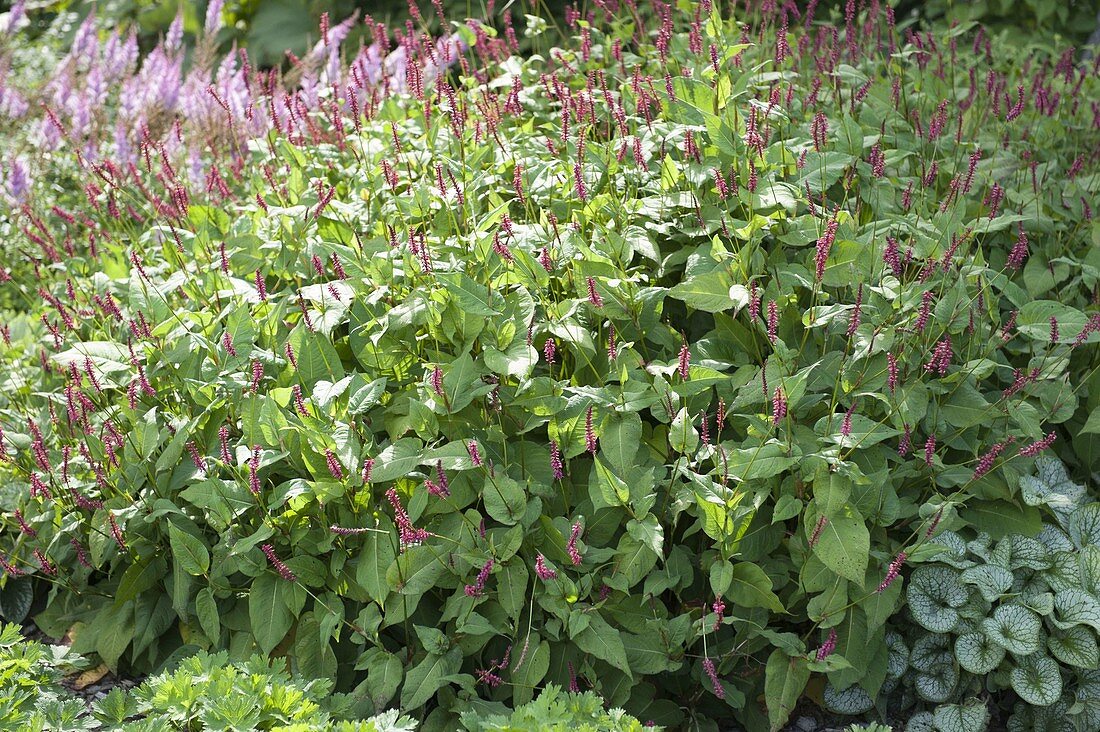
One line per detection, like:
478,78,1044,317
72,664,109,690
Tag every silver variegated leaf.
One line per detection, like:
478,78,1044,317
931,531,973,569
885,631,909,678
911,633,954,672
1022,592,1054,617
1044,552,1081,593
1047,626,1099,668
1009,654,1062,707
914,660,959,703
960,564,1013,603
1052,589,1100,632
1002,535,1051,571
1068,504,1100,551
955,632,1006,674
932,699,989,732
1036,525,1073,554
1080,545,1100,593
822,682,874,715
967,533,993,563
1006,699,1074,732
1019,458,1085,527
982,605,1043,656
908,566,968,633
906,712,934,732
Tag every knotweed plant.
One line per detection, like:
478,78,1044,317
0,0,1098,729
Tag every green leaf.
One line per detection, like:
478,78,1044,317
387,546,446,596
765,649,810,732
510,637,549,706
810,504,870,586
347,375,388,414
483,475,527,525
710,560,734,597
668,270,738,313
356,530,396,606
250,573,295,654
0,579,33,623
669,407,699,454
498,561,529,621
728,562,785,612
95,601,135,671
440,273,500,316
593,457,631,509
574,614,631,678
483,341,538,379
371,439,423,483
366,652,404,710
813,473,850,519
195,587,220,643
600,412,641,475
288,325,345,387
957,500,1042,540
115,556,167,605
1018,300,1089,343
168,524,210,576
400,647,462,710
941,382,991,429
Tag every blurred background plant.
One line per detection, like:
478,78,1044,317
17,0,1100,69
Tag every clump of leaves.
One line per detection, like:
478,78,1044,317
459,683,656,731
92,650,419,731
0,0,1098,730
823,460,1100,731
0,622,95,731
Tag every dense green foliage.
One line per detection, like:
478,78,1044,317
4,624,646,731
2,0,1100,730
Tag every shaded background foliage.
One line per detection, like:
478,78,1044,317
21,0,1100,70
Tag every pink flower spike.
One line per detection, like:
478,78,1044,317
678,341,691,380
262,543,297,582
877,552,907,593
815,628,838,661
535,553,558,580
703,657,724,699
586,276,604,308
550,440,564,480
567,522,583,566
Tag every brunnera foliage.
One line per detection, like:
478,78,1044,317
1,1,1099,730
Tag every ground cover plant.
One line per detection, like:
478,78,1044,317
1,0,1100,729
